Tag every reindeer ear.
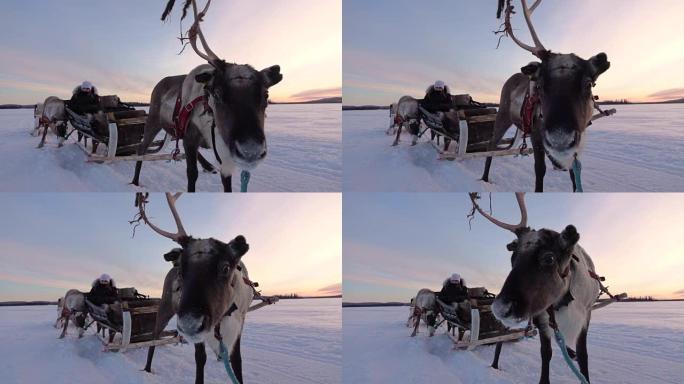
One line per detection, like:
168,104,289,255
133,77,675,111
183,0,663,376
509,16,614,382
261,65,283,87
195,71,213,84
521,62,541,77
588,53,610,80
506,240,518,252
164,248,182,263
560,225,580,250
226,235,249,264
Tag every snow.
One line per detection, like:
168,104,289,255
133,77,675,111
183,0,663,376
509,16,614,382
0,298,341,384
343,302,684,383
0,104,340,192
343,104,684,191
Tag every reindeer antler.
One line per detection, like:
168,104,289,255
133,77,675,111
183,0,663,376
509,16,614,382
468,193,528,234
497,0,547,58
187,0,221,63
134,192,188,243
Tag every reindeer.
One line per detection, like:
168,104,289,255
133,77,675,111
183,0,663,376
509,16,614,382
482,0,613,192
132,0,283,192
37,97,68,149
409,288,437,337
391,96,421,147
469,193,599,383
386,102,398,135
134,193,254,384
56,289,88,339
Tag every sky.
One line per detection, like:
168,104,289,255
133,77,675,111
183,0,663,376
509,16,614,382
0,0,341,104
343,193,684,302
0,193,341,301
343,0,684,105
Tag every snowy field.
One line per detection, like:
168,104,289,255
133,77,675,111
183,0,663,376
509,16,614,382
0,298,341,384
0,104,340,192
343,302,684,383
343,104,684,192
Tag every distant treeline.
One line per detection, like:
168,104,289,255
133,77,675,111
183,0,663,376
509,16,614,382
0,301,58,307
275,294,342,300
272,97,342,105
342,302,409,308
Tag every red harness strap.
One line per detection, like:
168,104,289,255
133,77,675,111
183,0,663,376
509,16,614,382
521,90,539,135
169,92,208,159
394,114,405,125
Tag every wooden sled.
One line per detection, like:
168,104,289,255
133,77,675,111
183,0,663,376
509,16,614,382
436,292,536,351
66,96,170,163
85,289,179,352
419,104,533,160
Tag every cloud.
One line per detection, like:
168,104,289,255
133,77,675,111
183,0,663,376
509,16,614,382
674,289,684,298
647,88,684,101
318,282,342,295
288,87,342,102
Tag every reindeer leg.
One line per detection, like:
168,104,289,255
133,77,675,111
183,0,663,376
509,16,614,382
183,139,199,192
231,336,244,384
532,133,546,192
144,291,175,373
37,123,51,148
411,314,420,337
132,123,163,186
58,316,69,338
482,112,513,182
194,342,207,384
491,341,503,369
392,123,402,146
197,153,217,173
577,319,590,382
537,325,552,384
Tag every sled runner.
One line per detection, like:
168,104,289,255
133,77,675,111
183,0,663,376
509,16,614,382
436,288,536,350
419,95,533,160
85,288,179,352
66,95,169,162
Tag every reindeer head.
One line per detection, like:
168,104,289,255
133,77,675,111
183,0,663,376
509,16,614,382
500,0,610,170
175,0,282,169
136,193,250,343
468,193,579,328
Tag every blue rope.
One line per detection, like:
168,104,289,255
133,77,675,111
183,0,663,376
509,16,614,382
240,170,251,193
553,328,589,384
218,338,240,384
572,158,584,192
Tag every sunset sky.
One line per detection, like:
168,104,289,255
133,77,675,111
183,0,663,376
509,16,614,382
0,0,341,104
344,0,684,105
0,193,341,301
344,193,684,302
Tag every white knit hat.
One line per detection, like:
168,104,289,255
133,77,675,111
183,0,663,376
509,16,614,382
450,273,461,283
98,273,112,283
434,80,445,91
80,81,93,91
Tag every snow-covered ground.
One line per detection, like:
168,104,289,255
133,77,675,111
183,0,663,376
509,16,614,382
0,298,341,384
343,302,684,383
343,104,684,192
0,104,340,192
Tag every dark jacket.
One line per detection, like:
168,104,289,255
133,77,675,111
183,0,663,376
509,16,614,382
69,88,101,115
88,280,119,305
421,85,453,113
438,280,468,304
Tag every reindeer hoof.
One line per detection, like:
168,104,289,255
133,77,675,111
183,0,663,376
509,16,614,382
391,143,399,147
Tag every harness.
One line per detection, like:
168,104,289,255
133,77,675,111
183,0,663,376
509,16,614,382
520,87,539,136
170,89,252,192
212,271,276,383
545,254,622,384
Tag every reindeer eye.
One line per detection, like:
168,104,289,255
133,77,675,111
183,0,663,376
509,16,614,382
540,252,555,266
221,264,231,275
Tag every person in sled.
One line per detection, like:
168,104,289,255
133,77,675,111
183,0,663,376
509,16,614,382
70,81,101,115
88,273,121,326
438,273,468,305
421,80,454,114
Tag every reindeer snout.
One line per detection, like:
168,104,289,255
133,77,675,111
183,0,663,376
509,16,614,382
177,313,207,337
544,130,578,151
492,297,529,329
234,140,267,165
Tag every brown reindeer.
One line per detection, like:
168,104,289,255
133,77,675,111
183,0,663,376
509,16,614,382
482,0,612,192
134,193,253,384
